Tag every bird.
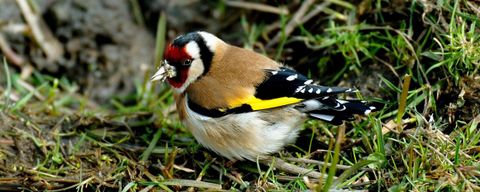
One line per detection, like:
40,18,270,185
151,31,375,161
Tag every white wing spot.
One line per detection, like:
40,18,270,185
326,88,333,93
271,71,278,75
286,74,298,81
369,106,376,110
308,88,313,93
295,85,305,93
322,96,329,100
311,114,335,121
346,88,352,92
364,109,372,115
300,88,306,93
316,89,321,94
304,80,313,84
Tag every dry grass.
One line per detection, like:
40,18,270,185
0,0,479,191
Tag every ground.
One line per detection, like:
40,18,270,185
0,0,479,191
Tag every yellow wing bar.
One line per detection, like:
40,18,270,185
229,96,303,111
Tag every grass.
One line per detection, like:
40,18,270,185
1,0,479,191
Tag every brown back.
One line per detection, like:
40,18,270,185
187,44,280,109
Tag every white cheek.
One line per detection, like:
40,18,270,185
174,59,204,93
188,60,205,81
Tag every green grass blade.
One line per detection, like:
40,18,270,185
140,127,162,162
323,125,345,191
396,74,411,132
154,12,167,69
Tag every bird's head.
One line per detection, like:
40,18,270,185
151,31,222,92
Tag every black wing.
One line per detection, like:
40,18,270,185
255,67,374,124
254,67,356,100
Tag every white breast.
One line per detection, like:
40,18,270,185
182,97,306,160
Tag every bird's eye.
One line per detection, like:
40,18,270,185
183,59,192,66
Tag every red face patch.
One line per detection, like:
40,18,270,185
164,44,192,88
167,68,189,88
164,44,192,62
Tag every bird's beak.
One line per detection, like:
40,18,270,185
151,61,176,82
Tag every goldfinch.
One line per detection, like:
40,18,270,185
151,31,375,161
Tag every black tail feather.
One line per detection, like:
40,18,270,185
296,98,375,125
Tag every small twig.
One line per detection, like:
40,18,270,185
263,1,331,37
466,1,480,17
266,0,317,48
264,21,281,35
187,159,210,192
0,33,25,67
284,157,374,172
374,56,399,78
0,23,28,34
0,138,14,145
260,156,329,179
16,0,64,62
160,179,222,190
142,168,160,183
301,1,331,23
173,164,195,173
225,0,289,15
20,64,34,80
138,185,155,192
16,78,46,101
49,177,95,192
3,57,14,106
342,180,376,188
0,178,23,182
211,164,247,188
